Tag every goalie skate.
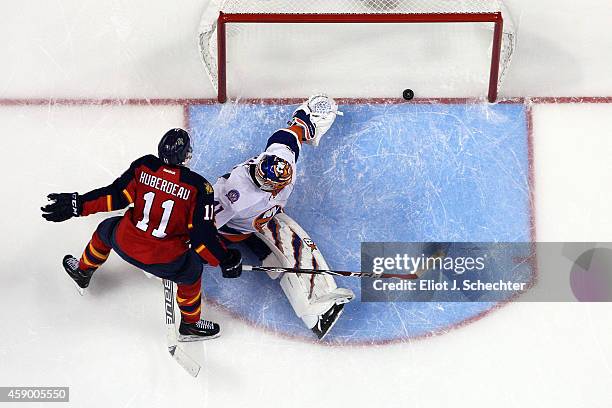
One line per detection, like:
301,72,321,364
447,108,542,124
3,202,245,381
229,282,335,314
312,303,345,340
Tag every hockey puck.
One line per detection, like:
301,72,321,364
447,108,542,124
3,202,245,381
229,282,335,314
402,89,414,101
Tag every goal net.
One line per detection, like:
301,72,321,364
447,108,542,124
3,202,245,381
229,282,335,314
198,0,516,102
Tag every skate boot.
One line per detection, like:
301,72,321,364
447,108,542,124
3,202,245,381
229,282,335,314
312,303,345,340
178,319,221,342
62,255,94,296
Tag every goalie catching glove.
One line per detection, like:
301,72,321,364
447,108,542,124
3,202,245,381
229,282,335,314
290,94,341,147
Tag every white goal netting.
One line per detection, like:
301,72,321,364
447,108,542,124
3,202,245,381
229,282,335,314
219,0,502,14
198,0,516,100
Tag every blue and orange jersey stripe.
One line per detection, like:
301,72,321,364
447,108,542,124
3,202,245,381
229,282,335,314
267,218,281,251
291,231,302,270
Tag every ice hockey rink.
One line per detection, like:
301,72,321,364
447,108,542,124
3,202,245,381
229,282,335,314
1,0,612,407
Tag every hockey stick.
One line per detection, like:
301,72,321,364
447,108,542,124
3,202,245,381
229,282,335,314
243,265,420,280
243,250,445,280
163,279,201,377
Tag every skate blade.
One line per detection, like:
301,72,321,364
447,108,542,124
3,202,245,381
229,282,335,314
317,307,344,341
177,332,221,342
64,270,86,296
72,280,86,296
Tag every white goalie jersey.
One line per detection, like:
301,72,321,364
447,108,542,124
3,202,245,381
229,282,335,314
213,94,341,238
213,142,297,239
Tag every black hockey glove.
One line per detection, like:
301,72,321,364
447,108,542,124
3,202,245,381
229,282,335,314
41,193,82,222
220,249,242,278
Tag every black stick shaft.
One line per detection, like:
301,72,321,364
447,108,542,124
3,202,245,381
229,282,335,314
243,265,419,280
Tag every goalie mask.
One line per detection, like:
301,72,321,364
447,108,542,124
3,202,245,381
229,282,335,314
254,154,293,193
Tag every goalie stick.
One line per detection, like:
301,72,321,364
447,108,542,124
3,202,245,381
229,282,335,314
244,266,419,280
163,279,201,377
243,249,445,280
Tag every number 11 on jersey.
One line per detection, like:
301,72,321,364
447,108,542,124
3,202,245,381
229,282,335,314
136,191,175,238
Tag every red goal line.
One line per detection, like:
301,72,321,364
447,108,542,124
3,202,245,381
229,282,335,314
0,96,611,107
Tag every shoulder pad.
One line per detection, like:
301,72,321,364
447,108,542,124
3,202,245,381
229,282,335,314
217,167,262,210
133,154,162,171
266,129,300,161
180,168,214,195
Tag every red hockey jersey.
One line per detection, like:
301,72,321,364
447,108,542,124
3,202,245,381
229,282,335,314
79,155,226,266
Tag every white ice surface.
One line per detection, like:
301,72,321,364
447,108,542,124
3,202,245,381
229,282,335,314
0,0,612,407
533,103,612,241
1,0,611,99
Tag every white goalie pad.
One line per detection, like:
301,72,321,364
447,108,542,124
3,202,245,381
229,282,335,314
256,213,354,329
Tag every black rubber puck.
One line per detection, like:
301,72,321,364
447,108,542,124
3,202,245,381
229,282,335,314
403,89,414,101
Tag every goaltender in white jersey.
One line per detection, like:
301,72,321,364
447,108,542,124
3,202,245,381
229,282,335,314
213,95,354,340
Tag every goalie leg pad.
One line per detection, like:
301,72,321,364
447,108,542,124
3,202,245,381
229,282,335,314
257,213,354,329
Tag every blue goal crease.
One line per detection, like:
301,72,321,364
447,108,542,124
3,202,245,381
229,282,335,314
189,102,531,343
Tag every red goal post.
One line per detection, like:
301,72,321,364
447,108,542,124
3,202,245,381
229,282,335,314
198,0,516,103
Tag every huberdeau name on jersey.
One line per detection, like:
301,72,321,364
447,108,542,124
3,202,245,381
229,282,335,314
139,170,192,201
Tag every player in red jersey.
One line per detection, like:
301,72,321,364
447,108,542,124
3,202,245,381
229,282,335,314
41,128,242,341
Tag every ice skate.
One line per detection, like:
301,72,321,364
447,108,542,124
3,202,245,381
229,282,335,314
178,319,221,342
62,255,94,296
312,303,344,340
